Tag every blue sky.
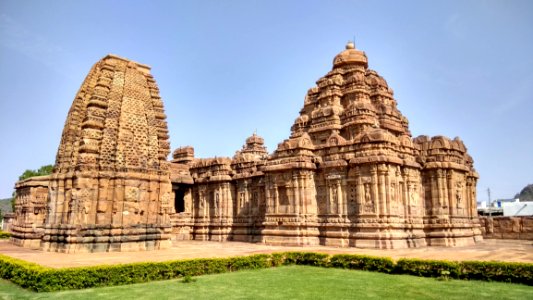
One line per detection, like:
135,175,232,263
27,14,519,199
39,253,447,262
0,0,532,202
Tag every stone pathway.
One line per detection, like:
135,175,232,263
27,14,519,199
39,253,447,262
0,239,531,269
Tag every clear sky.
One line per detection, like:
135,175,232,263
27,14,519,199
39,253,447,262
0,0,532,202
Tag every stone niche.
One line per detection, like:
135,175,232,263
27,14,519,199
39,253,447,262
13,42,482,251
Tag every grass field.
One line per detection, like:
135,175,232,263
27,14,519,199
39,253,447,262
0,265,531,300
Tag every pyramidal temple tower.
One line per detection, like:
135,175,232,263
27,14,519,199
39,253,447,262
40,55,172,252
258,41,480,247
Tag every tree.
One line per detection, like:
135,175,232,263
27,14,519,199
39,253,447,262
11,191,15,212
18,164,54,181
515,184,533,202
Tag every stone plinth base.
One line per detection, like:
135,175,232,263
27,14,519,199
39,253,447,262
10,237,42,249
425,236,479,247
9,224,44,250
40,224,172,253
171,214,193,241
425,230,482,247
41,239,171,253
424,217,483,247
315,218,428,249
261,221,320,246
172,226,192,241
317,218,350,247
192,224,210,241
344,232,427,249
261,234,320,246
349,236,427,249
230,222,263,242
206,224,232,242
191,219,234,242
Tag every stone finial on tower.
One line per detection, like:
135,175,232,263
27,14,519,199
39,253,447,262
333,40,368,68
346,40,355,49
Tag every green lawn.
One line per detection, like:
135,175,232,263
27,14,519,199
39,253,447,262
0,266,531,300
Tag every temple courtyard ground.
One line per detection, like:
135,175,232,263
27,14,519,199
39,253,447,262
1,239,531,268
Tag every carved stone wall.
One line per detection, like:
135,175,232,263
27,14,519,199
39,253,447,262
10,176,50,249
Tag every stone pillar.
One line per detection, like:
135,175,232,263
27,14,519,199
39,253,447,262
299,175,305,215
336,180,342,215
378,165,387,216
356,168,363,214
274,184,279,214
401,173,408,217
293,174,300,215
385,167,392,216
447,171,454,216
371,166,379,216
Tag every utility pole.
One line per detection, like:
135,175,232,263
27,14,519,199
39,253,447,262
487,188,492,217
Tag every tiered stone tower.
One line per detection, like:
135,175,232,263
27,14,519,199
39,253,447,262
260,42,480,247
42,55,172,252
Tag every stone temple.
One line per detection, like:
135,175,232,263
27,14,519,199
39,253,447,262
11,42,482,252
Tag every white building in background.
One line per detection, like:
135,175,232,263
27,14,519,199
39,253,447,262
502,198,533,216
477,198,533,216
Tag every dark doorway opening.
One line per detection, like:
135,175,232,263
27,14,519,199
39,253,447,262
174,187,186,213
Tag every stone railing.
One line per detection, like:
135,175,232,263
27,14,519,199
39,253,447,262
479,216,533,240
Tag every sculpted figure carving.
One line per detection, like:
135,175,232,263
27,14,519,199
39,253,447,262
409,184,418,205
199,191,206,216
363,183,374,213
364,183,371,203
390,183,399,213
331,185,338,213
239,192,245,209
456,182,463,208
214,191,220,216
332,74,343,85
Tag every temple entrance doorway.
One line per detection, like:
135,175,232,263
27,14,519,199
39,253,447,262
172,184,190,214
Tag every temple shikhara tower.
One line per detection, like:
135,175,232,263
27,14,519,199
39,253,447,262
11,42,482,252
11,55,172,252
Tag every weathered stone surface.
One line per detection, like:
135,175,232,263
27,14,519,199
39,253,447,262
170,42,482,248
14,55,172,252
13,43,482,251
480,216,533,240
10,176,50,249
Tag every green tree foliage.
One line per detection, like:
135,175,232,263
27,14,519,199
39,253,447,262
10,191,16,212
18,164,54,181
515,184,533,202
